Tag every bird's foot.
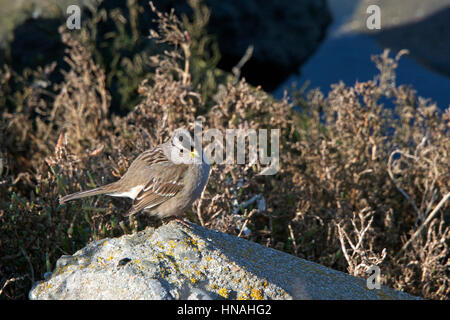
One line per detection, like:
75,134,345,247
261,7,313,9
162,216,192,228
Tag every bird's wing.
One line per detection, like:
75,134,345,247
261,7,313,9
124,161,187,216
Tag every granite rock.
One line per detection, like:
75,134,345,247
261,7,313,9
30,221,419,300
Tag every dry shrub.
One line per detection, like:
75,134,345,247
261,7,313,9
285,50,449,299
51,30,111,153
0,4,448,300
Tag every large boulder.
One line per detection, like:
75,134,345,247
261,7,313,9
29,221,419,300
200,0,332,90
153,0,332,90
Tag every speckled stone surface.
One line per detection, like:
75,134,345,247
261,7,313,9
29,221,419,300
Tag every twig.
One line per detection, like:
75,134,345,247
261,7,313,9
353,211,374,252
0,276,26,298
205,208,224,226
232,45,253,80
20,248,35,284
181,39,191,86
336,223,352,268
388,150,421,217
237,208,257,237
119,221,130,234
395,192,450,259
288,222,298,255
196,189,206,227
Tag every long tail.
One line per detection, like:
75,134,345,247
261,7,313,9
59,184,114,204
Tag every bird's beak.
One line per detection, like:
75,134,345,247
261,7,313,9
190,147,200,159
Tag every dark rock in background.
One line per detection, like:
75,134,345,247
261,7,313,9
10,18,64,73
0,0,331,92
201,0,332,91
0,0,97,75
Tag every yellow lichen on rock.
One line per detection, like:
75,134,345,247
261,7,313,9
250,288,264,300
218,288,230,299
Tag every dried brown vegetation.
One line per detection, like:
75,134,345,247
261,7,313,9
0,4,449,300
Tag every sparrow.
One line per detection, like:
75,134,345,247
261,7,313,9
60,134,210,219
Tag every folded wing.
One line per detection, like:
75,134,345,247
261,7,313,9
124,162,187,216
